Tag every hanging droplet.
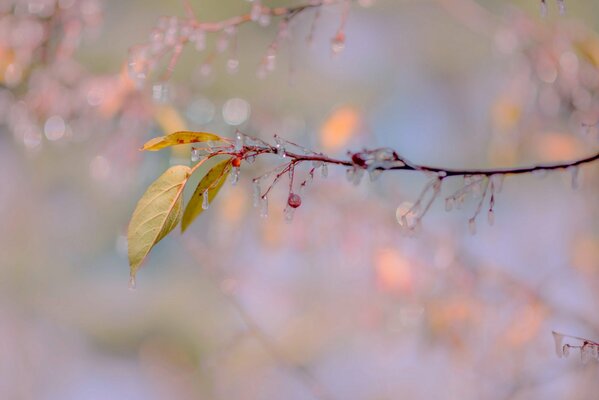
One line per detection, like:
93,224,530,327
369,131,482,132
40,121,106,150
331,31,346,55
287,193,302,208
468,218,477,235
321,164,328,178
581,344,592,364
532,169,547,179
128,275,137,291
352,168,364,185
487,209,495,226
230,167,240,185
260,196,269,218
253,180,261,207
493,174,505,193
562,344,570,357
346,167,355,182
445,197,454,212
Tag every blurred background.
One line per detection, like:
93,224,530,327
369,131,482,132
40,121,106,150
1,0,598,399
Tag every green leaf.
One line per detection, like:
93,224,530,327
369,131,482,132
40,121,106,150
181,159,232,232
141,131,223,151
128,165,191,279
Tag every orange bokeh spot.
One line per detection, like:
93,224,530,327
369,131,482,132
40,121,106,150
320,106,360,151
374,247,413,294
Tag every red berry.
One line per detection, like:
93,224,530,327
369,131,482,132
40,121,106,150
287,193,302,208
232,157,242,167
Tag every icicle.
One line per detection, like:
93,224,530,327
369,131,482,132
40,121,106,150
202,191,210,210
321,164,328,178
253,180,261,207
230,167,240,185
445,197,454,212
468,218,477,235
493,174,505,193
191,148,200,162
562,344,570,357
274,136,286,158
152,83,170,103
487,209,495,226
553,332,564,358
368,168,382,182
331,31,346,55
128,275,137,291
352,168,364,185
235,131,244,151
557,0,566,15
259,196,269,218
284,205,295,223
227,58,240,74
540,0,548,17
569,166,579,189
581,344,592,364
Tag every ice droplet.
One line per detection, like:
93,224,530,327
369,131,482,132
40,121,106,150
532,169,547,179
202,191,209,210
191,148,200,162
553,331,564,358
468,218,477,235
562,344,570,357
321,164,328,178
128,276,137,291
260,197,268,218
487,209,495,226
445,197,454,212
581,344,592,364
352,168,364,185
274,136,286,158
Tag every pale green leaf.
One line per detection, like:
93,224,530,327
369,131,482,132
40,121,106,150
181,159,231,232
141,131,223,151
128,165,191,279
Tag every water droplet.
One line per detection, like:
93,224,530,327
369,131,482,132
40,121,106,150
445,197,454,212
321,164,328,178
287,193,302,208
260,196,268,218
274,136,286,158
468,218,477,235
128,275,137,291
202,191,209,210
487,209,495,226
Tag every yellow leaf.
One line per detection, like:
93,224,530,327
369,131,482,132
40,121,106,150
128,165,191,279
181,159,231,232
141,131,223,151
